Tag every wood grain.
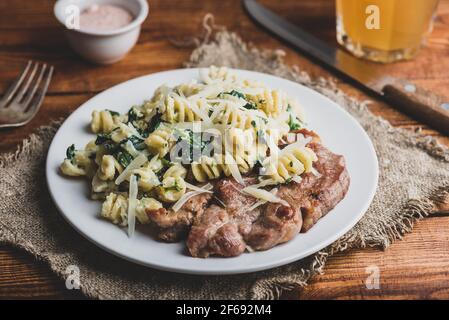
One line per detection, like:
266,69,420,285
0,0,449,299
298,217,449,300
382,78,449,136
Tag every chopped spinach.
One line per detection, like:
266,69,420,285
220,90,257,110
254,159,263,169
107,110,120,117
125,135,145,150
288,114,303,131
223,90,245,99
127,106,142,123
66,144,75,163
95,133,111,145
139,113,162,137
104,141,117,153
95,134,117,153
286,104,292,112
176,129,210,162
164,179,183,192
116,150,134,168
243,102,257,110
161,158,172,167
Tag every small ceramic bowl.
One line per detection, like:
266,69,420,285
54,0,149,64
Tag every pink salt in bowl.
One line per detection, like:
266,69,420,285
54,0,149,64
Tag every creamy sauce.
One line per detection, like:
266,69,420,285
80,4,134,32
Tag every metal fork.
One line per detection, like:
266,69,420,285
0,60,54,128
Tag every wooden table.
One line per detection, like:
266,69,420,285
1,0,449,299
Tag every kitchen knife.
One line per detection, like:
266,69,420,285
244,0,449,135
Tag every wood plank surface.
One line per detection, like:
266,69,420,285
0,0,449,299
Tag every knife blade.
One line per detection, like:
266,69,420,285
244,0,449,136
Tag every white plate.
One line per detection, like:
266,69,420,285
46,68,378,275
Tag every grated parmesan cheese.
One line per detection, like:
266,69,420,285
242,186,289,207
224,153,245,185
115,153,147,185
128,174,138,237
184,181,213,194
172,183,213,212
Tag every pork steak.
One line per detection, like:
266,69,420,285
186,142,350,257
146,140,350,257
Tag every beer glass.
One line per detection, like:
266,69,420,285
336,0,439,63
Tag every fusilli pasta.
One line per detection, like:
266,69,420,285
91,110,122,134
145,124,175,157
101,192,128,226
60,66,317,240
264,146,317,183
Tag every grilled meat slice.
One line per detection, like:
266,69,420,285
187,142,350,257
186,178,261,257
244,203,302,251
146,193,211,242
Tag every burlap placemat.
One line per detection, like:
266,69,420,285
1,30,449,300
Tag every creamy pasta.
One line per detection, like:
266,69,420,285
60,66,316,236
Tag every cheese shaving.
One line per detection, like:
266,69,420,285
172,183,213,212
242,186,289,207
127,174,138,237
115,153,147,185
181,96,211,123
311,167,321,177
184,181,213,194
124,140,140,158
292,175,303,184
224,153,245,185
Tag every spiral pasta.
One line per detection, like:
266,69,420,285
209,103,255,130
191,156,221,182
145,124,175,157
264,146,317,183
101,193,128,226
91,110,122,134
135,197,163,224
60,149,95,177
160,94,208,123
102,193,164,226
156,176,187,203
245,88,290,117
110,122,139,143
163,163,187,179
129,166,160,192
60,66,318,240
98,155,123,181
191,153,252,182
174,82,201,97
223,128,259,173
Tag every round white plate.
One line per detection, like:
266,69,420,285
46,68,378,275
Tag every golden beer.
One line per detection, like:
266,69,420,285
336,0,439,62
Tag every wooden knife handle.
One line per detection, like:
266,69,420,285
382,78,449,136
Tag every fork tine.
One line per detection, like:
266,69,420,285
12,62,39,104
0,60,32,108
25,65,53,116
21,64,47,110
